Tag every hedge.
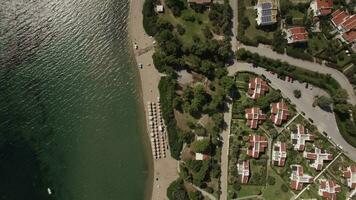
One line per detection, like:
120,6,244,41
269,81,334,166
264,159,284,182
159,76,183,159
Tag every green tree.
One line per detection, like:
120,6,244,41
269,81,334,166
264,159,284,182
167,178,189,200
191,139,211,153
293,89,301,98
333,89,349,104
267,176,276,185
315,96,333,111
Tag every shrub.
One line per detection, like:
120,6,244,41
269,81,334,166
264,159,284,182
293,89,301,98
281,184,289,192
167,178,189,200
142,0,158,36
176,24,186,35
267,176,276,185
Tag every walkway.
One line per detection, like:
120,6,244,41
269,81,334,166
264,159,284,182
191,184,217,200
220,103,233,200
240,45,356,105
293,153,342,200
227,62,356,161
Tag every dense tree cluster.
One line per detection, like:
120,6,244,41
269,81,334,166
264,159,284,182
208,0,233,35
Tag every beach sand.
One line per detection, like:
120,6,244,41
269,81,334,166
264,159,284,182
128,0,179,199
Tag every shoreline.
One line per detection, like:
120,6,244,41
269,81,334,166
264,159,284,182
127,0,179,199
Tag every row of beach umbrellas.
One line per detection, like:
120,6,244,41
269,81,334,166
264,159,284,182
147,100,168,159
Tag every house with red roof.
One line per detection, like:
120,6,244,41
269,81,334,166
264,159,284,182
286,27,309,44
237,160,250,184
318,179,341,200
270,101,289,126
247,135,268,158
310,0,333,17
245,107,266,129
303,148,333,170
291,124,314,151
290,164,314,190
342,166,356,189
272,141,287,167
248,77,269,99
331,9,356,44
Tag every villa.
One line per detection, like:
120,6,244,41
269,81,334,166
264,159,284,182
155,5,164,13
286,27,308,44
247,135,268,158
331,9,356,44
255,0,278,26
291,124,314,151
303,148,333,170
272,141,287,167
318,179,341,200
342,166,356,189
237,160,250,184
290,164,314,190
245,107,266,129
248,77,269,99
310,0,333,17
270,101,289,126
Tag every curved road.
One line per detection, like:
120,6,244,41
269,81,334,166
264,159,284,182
240,45,356,105
227,62,356,161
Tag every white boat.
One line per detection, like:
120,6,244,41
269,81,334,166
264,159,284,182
47,188,52,195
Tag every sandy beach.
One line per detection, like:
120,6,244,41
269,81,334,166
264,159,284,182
128,0,179,199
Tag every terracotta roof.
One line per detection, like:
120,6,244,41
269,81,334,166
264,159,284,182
245,107,266,129
316,0,333,9
344,35,355,45
248,77,269,99
270,102,289,126
247,135,268,158
331,10,349,26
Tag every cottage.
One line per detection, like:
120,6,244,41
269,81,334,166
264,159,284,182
255,0,278,26
195,153,209,161
286,27,308,44
310,0,333,17
303,148,333,170
237,160,250,184
272,141,287,167
342,166,356,189
247,135,268,158
318,179,341,200
291,124,314,151
290,164,314,190
155,5,164,13
245,107,267,129
331,9,356,44
248,77,269,99
270,101,289,126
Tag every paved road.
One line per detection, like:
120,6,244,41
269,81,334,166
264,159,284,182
220,103,233,200
227,62,356,161
240,45,356,105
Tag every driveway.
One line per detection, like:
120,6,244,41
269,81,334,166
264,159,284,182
240,45,356,105
227,62,356,161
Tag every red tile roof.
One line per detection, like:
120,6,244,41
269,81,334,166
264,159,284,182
248,77,269,99
319,179,341,200
247,135,268,158
270,102,289,126
342,30,356,44
316,0,333,15
287,27,308,43
245,107,266,129
331,10,349,27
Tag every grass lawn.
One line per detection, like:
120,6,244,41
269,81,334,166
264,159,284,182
163,8,212,46
243,8,274,41
262,168,293,200
336,51,354,69
238,185,264,197
307,33,328,55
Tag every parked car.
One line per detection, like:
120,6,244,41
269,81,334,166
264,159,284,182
305,83,309,88
322,131,328,136
308,118,314,123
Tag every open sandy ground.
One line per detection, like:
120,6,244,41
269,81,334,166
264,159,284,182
128,0,179,199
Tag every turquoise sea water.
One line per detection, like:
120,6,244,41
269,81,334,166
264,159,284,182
0,0,150,199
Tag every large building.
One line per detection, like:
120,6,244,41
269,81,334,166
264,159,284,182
342,166,356,189
331,10,356,44
291,124,314,151
318,179,341,200
303,148,333,170
272,141,287,167
245,107,267,129
247,135,268,158
290,164,314,190
237,160,250,184
310,0,333,17
286,27,308,44
248,77,269,99
270,101,289,126
255,0,278,26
